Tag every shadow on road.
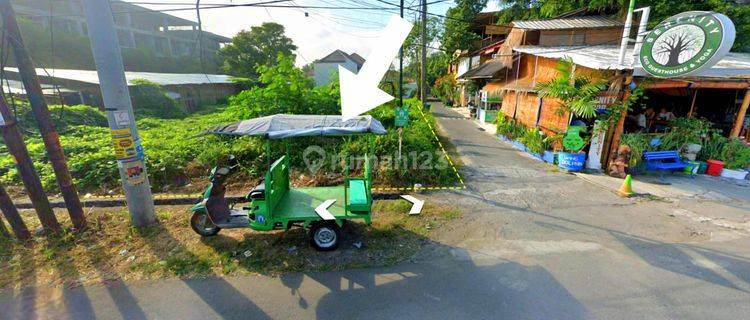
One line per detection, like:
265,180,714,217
449,189,750,295
306,253,591,319
139,223,272,320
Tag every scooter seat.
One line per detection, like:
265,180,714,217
248,181,265,199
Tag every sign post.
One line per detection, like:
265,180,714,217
395,107,408,161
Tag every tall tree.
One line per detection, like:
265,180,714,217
491,0,749,52
441,0,488,54
218,22,297,78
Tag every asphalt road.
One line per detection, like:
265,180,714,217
2,105,749,319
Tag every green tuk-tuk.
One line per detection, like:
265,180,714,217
190,114,386,251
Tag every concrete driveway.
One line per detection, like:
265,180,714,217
2,104,749,319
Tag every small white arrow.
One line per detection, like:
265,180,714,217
400,195,424,215
339,15,413,121
315,199,337,220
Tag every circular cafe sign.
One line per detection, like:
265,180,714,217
640,11,735,78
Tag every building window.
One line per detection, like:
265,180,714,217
117,30,135,48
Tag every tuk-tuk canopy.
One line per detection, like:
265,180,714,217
203,114,387,139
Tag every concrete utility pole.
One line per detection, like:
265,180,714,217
420,0,427,102
0,0,86,230
0,92,59,233
0,182,30,240
399,0,404,107
81,0,157,227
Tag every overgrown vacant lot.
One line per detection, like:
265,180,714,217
0,200,461,289
1,57,460,196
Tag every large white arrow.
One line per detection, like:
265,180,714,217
315,199,337,220
340,15,413,121
400,195,424,215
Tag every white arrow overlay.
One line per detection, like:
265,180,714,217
400,195,424,215
315,199,337,220
339,15,413,121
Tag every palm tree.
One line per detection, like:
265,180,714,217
535,58,606,119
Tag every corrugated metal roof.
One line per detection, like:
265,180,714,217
3,67,234,85
514,45,750,79
514,45,634,70
512,16,623,30
459,60,507,79
2,79,76,95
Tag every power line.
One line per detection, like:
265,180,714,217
17,1,401,18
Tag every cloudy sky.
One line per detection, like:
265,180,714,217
124,0,501,66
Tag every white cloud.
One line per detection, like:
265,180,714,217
125,0,500,67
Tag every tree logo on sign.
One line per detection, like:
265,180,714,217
652,25,705,66
640,11,735,78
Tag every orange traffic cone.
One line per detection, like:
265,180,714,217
618,174,634,197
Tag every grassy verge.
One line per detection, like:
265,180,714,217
0,200,460,289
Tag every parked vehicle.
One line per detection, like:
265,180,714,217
190,114,387,251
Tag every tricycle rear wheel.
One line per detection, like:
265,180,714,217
191,212,221,236
309,221,342,251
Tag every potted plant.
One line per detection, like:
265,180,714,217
620,133,651,170
660,118,713,160
697,133,728,174
496,116,511,141
556,126,588,171
520,127,545,159
542,132,563,164
535,59,606,172
719,138,750,180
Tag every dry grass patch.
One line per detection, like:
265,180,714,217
0,200,460,289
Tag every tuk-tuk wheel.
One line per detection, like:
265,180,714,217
310,221,341,251
190,212,221,236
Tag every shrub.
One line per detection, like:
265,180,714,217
15,103,107,131
1,91,458,192
697,132,728,162
129,79,186,119
226,55,338,119
620,133,653,167
432,73,457,105
659,118,715,151
720,138,750,169
520,127,545,154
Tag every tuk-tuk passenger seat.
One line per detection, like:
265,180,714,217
248,181,265,199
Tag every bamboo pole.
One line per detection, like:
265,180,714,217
0,93,58,233
608,90,631,167
0,0,85,230
730,89,750,138
0,182,30,240
687,89,698,118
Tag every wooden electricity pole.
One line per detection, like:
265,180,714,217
0,93,59,233
0,182,30,240
0,0,86,230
